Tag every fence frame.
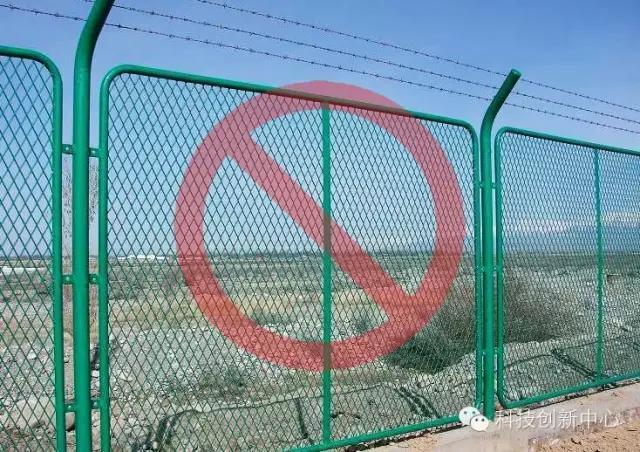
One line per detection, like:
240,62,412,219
5,2,638,448
0,45,65,450
494,126,640,410
98,63,483,451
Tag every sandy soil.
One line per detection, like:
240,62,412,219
537,419,640,452
375,419,640,451
372,435,435,451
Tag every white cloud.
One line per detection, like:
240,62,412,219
507,210,640,235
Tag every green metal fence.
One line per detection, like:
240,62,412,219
98,65,481,451
495,127,640,409
2,3,640,450
0,46,65,451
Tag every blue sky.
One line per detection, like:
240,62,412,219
1,0,639,257
0,0,638,147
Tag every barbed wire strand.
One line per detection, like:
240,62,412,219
2,3,639,136
107,3,640,127
189,0,640,116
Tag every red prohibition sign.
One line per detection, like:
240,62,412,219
174,81,465,371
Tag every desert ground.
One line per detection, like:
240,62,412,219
2,251,639,450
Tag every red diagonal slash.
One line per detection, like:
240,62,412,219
174,81,465,370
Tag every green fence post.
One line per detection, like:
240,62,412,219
72,1,114,450
321,103,333,444
480,69,520,420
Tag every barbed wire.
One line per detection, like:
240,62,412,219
2,3,639,135
189,0,508,78
108,2,640,127
190,0,640,116
111,3,499,92
0,3,490,102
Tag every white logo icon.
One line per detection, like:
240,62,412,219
469,414,490,432
458,406,480,426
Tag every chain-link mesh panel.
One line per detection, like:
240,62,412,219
496,129,640,407
0,52,62,450
329,108,477,440
600,151,640,376
104,70,478,450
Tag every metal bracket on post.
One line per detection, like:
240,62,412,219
62,144,100,158
480,69,521,421
64,399,101,413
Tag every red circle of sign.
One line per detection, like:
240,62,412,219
174,81,465,371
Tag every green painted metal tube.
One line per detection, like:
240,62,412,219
72,1,114,450
49,54,66,452
291,414,458,452
471,129,484,409
494,126,640,157
99,64,477,133
98,72,112,451
321,104,333,444
480,69,520,420
497,368,640,410
494,129,508,413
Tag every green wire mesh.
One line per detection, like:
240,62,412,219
104,72,479,450
328,107,478,440
496,130,640,406
0,54,59,450
600,151,640,376
2,46,639,452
